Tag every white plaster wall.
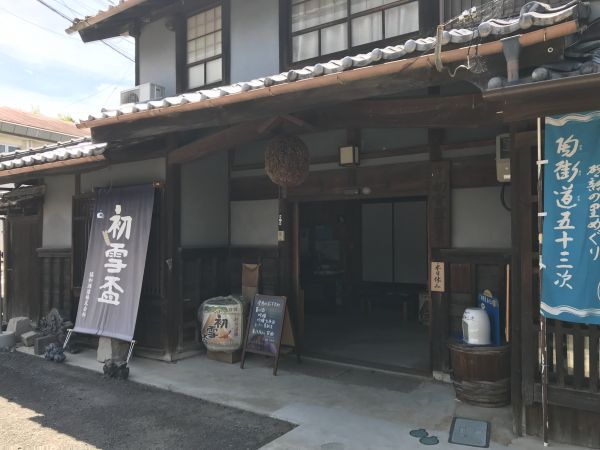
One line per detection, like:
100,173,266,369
80,158,166,193
181,152,229,246
451,186,511,248
230,199,278,247
42,175,74,248
139,18,177,96
230,0,280,83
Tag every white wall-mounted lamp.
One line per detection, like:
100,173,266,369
339,145,360,167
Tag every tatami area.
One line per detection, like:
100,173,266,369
17,347,579,450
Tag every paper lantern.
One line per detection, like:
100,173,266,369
265,135,310,187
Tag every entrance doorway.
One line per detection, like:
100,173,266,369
298,198,430,373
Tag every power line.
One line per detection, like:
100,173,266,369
64,67,131,108
50,0,86,18
0,5,76,40
28,0,135,62
99,40,135,62
34,0,72,22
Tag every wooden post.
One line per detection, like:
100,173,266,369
428,127,450,372
509,124,524,435
536,117,549,446
165,146,182,360
291,202,303,343
278,187,301,361
510,124,537,436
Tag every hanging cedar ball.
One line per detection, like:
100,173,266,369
265,135,310,187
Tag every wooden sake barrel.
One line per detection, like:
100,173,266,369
448,340,510,407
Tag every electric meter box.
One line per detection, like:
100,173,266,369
496,133,511,183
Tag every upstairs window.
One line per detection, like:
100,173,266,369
0,144,19,153
187,5,223,89
290,0,419,63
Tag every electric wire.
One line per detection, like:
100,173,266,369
31,0,135,62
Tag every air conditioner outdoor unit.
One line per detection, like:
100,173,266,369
120,83,166,105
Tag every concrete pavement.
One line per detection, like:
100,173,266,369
17,346,582,449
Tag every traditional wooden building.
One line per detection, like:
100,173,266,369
2,0,600,447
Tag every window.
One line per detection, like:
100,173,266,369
186,5,223,89
0,144,19,153
290,0,419,63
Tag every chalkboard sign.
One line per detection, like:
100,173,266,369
240,294,287,375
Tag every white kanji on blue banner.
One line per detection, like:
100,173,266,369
542,111,600,324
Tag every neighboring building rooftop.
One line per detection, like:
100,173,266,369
0,107,90,141
0,137,107,179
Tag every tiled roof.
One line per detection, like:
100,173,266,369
0,137,106,172
488,13,599,88
0,107,89,138
66,0,148,34
79,0,587,127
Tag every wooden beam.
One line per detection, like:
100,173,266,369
499,84,600,122
168,119,276,165
231,155,498,201
257,116,284,135
281,114,318,133
315,94,502,129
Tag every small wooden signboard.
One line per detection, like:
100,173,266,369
430,261,446,293
241,294,288,375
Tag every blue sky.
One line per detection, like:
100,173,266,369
0,0,134,120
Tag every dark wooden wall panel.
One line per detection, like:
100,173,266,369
38,249,72,320
178,246,281,345
6,213,42,321
526,403,600,448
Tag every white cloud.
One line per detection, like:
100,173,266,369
0,2,133,77
0,1,134,118
0,81,130,119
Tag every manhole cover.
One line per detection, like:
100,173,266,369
448,417,490,448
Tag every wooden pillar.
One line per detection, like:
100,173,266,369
165,149,182,359
510,127,537,434
278,188,291,298
428,126,451,373
509,125,524,435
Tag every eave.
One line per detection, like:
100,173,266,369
82,20,578,143
66,0,172,42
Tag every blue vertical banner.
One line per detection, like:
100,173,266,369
542,111,600,324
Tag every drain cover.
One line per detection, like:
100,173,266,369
448,417,490,448
420,436,439,445
410,429,428,438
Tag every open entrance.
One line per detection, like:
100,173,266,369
299,197,430,373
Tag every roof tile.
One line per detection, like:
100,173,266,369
79,0,586,127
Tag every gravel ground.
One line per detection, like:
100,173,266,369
0,351,294,449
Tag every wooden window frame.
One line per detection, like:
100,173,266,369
280,0,431,70
176,0,231,94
